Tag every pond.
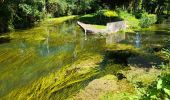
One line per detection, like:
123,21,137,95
0,20,170,99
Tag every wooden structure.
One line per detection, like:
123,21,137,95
77,21,127,35
77,21,106,35
107,21,126,33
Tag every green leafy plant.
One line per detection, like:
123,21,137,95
103,10,118,18
161,49,170,62
140,13,157,28
118,11,140,29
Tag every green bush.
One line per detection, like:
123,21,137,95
96,10,118,18
142,72,170,100
140,13,157,28
157,15,166,24
133,10,144,19
118,11,140,29
103,10,118,18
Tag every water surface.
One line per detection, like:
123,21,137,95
0,21,170,97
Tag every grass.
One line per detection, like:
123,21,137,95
78,11,141,33
44,15,77,25
9,15,77,41
92,25,106,29
73,74,135,100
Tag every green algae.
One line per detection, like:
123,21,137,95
105,43,138,51
73,74,135,100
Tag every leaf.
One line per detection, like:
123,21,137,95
150,95,157,99
164,88,170,96
157,79,162,89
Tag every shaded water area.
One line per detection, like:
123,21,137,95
0,19,170,99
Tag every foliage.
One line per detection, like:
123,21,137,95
0,0,46,32
141,49,170,99
1,0,169,33
142,72,170,100
161,49,170,62
157,15,167,23
140,13,157,28
46,0,67,17
103,10,118,18
118,11,140,29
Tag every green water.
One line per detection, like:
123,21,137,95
0,20,170,99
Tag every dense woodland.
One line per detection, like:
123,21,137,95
0,0,170,33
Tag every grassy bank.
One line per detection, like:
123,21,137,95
78,10,158,33
8,15,77,41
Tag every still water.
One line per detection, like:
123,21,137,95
0,20,170,98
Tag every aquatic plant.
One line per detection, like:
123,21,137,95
74,74,135,100
2,53,103,100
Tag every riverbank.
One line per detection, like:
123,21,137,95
0,16,77,41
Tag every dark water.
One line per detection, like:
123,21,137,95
0,21,169,97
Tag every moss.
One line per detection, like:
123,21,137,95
44,15,77,25
98,64,125,78
73,74,135,100
100,92,137,100
73,75,118,100
99,74,118,80
122,67,161,86
105,43,138,51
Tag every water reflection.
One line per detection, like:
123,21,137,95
0,37,10,44
106,32,126,44
134,32,141,48
19,39,27,54
39,29,50,56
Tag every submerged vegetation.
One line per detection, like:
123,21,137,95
3,53,103,100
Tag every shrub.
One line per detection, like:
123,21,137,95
96,10,118,18
142,72,170,100
133,10,144,19
118,11,140,29
140,13,157,28
103,10,118,18
157,15,166,24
